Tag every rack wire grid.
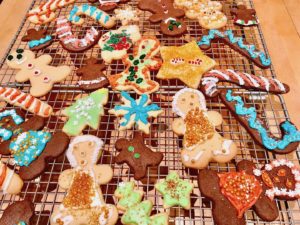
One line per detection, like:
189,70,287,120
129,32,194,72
0,0,299,224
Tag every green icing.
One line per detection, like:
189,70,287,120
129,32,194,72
63,89,108,136
102,30,132,52
134,153,140,159
115,182,142,210
155,172,193,209
128,146,134,152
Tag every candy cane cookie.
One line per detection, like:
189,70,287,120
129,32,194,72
56,17,101,53
0,87,53,117
27,0,76,24
200,69,289,97
68,4,116,28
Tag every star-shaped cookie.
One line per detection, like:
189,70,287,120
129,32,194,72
155,171,194,209
114,133,163,180
157,41,216,89
76,57,109,91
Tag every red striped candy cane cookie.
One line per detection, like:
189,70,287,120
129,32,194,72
200,69,289,97
56,17,101,53
0,87,53,117
27,0,76,24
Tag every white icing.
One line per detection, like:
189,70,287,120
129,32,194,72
78,77,106,85
99,206,113,225
226,69,245,85
16,56,27,65
210,69,230,80
273,78,285,92
243,73,260,87
193,151,203,161
58,31,73,38
57,18,68,24
2,169,14,194
99,0,120,4
53,214,74,225
164,17,177,23
253,169,262,176
213,140,232,155
182,154,189,162
56,25,70,32
64,38,77,44
260,76,270,91
264,164,272,171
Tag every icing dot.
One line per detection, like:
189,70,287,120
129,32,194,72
136,78,143,84
34,69,41,76
128,146,134,152
140,54,146,59
133,60,139,65
134,153,140,159
43,76,51,83
129,55,134,60
27,63,33,69
7,55,13,61
17,54,23,59
16,49,24,53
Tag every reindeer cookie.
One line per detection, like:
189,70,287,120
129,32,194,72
51,135,118,225
172,88,237,169
6,49,71,97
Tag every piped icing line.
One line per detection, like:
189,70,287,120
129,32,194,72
197,29,271,68
0,87,53,117
0,109,24,141
225,89,300,150
1,168,14,194
200,69,288,97
28,35,52,48
78,77,107,85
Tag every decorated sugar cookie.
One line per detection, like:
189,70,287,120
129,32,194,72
108,37,161,95
21,28,53,51
51,135,118,225
0,161,23,195
114,6,140,26
62,88,109,136
157,41,216,89
172,88,237,169
109,91,163,134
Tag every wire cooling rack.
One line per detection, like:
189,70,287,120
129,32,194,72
0,0,300,224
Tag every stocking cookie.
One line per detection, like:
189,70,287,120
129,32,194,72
114,6,140,26
198,29,271,69
62,88,108,136
51,135,118,225
0,200,34,225
138,0,187,36
76,57,109,90
109,91,163,134
0,87,53,117
114,133,163,180
157,41,216,89
56,16,101,53
231,4,258,26
98,0,129,12
21,29,53,51
172,88,237,169
6,49,71,97
0,161,23,195
27,0,76,24
108,37,161,95
68,4,116,28
98,25,141,63
155,171,194,209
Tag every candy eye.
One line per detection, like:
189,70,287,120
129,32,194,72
33,69,41,76
7,55,13,61
17,54,23,59
27,63,34,69
16,49,24,53
43,76,51,83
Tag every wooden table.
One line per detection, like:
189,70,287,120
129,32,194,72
0,0,299,126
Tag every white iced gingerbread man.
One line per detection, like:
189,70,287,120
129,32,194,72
6,49,70,97
172,88,237,169
51,135,118,225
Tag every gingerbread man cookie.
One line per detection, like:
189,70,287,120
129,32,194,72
98,25,141,63
114,133,163,180
76,57,109,91
172,88,237,169
51,135,118,225
138,0,187,36
108,37,161,95
6,49,71,97
109,91,163,134
21,29,53,51
231,4,258,26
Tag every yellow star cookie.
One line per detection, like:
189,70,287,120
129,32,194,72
156,41,216,89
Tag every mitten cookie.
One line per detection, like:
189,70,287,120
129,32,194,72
0,200,34,225
157,41,216,89
62,88,108,136
172,88,237,169
109,91,163,134
21,29,53,51
231,4,258,26
98,25,141,63
51,135,118,225
138,0,187,36
0,161,23,195
6,49,71,97
108,37,161,95
198,30,271,69
76,57,109,90
114,133,163,180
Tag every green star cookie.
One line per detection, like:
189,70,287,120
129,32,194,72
121,200,168,225
155,171,194,209
62,88,108,136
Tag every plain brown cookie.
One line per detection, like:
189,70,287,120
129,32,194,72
76,57,109,91
138,0,187,36
98,0,129,11
0,200,34,225
21,29,53,51
114,133,163,180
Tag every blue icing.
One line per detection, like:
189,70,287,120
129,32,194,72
69,5,79,22
15,221,26,225
197,29,271,66
89,6,97,16
104,15,109,24
9,130,51,166
28,35,52,48
82,4,89,12
114,92,161,127
0,109,24,141
95,11,102,21
225,90,300,150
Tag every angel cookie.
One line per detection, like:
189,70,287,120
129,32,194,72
51,135,118,225
108,37,161,95
6,49,71,97
157,41,216,89
109,91,163,134
172,88,237,169
62,89,108,136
